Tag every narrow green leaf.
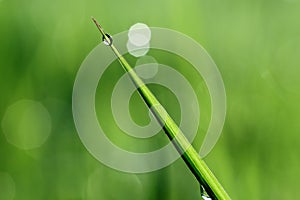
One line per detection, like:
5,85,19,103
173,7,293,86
92,18,231,200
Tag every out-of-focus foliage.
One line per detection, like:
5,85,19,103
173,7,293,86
1,0,300,199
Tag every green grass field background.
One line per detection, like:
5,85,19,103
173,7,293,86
1,0,300,199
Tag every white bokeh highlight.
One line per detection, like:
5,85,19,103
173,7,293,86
127,23,151,57
128,23,151,46
126,41,149,57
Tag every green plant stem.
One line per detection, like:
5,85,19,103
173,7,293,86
92,18,231,200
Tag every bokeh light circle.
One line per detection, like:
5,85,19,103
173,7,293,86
73,27,226,173
128,23,151,46
126,41,150,57
1,99,51,150
0,172,15,200
135,56,159,79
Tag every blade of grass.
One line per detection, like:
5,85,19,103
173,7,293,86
91,17,231,200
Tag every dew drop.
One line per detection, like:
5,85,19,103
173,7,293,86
201,195,212,200
200,185,212,200
102,33,113,46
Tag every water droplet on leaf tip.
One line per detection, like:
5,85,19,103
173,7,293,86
102,33,113,46
201,195,212,200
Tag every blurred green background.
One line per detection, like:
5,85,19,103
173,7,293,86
1,0,300,199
